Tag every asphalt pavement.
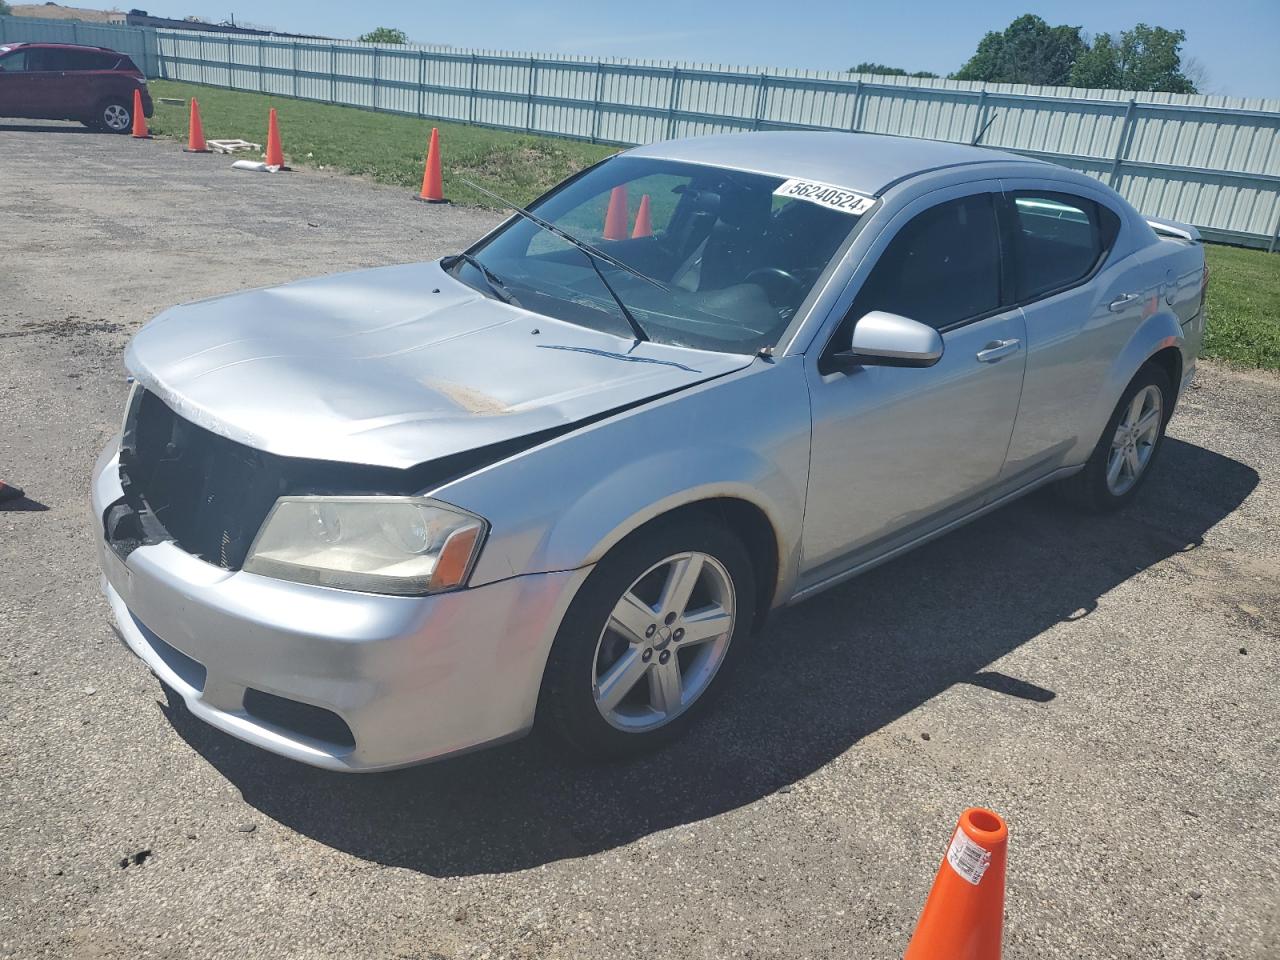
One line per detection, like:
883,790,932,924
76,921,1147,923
1,120,1277,960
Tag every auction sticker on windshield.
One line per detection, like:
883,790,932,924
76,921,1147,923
773,178,875,215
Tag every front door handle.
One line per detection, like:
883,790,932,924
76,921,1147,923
976,339,1021,363
1108,293,1141,312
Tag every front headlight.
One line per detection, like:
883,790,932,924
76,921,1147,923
243,496,487,596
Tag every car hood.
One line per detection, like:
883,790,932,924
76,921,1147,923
125,261,753,469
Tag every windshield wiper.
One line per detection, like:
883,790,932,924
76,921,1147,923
444,252,519,305
458,177,666,344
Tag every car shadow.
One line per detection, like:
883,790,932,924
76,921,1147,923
0,495,50,512
0,122,99,134
158,437,1258,877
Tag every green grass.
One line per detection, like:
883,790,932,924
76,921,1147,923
1204,244,1280,371
145,80,616,208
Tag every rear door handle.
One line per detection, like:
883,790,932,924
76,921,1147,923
976,339,1021,363
1108,293,1141,312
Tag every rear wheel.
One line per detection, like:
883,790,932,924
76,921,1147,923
540,517,756,759
97,98,132,134
1057,363,1172,511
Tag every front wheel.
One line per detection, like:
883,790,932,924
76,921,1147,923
1057,363,1172,511
540,517,756,759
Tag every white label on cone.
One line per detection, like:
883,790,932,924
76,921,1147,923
772,178,876,216
946,830,993,886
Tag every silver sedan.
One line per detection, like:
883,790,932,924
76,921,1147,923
91,131,1207,770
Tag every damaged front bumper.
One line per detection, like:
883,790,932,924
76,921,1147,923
91,438,590,771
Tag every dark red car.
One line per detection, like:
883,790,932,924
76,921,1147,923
0,42,153,133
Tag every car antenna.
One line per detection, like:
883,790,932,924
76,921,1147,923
971,110,999,146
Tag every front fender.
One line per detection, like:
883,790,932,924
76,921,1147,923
541,446,800,592
434,358,812,607
1085,308,1183,449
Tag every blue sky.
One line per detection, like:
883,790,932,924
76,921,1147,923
127,0,1280,97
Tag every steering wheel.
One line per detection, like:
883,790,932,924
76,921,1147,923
744,267,805,306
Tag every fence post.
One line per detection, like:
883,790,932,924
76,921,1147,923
752,72,769,131
526,56,537,132
1110,98,1138,189
1268,199,1280,253
257,38,265,93
665,66,681,139
197,34,205,85
330,45,337,103
468,53,478,124
71,21,79,45
226,37,232,89
590,61,604,142
292,42,299,99
849,79,863,131
971,89,989,143
372,46,380,111
418,49,427,117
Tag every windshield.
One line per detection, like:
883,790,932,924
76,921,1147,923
452,156,871,354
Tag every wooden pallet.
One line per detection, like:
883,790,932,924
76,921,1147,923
207,139,262,155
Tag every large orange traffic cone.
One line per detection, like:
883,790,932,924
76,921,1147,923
904,808,1008,960
602,184,629,240
264,107,287,168
183,97,210,152
130,88,150,139
416,127,447,203
631,193,653,238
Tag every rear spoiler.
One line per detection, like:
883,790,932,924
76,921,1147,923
1146,216,1201,243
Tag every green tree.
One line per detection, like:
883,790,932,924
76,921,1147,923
358,27,408,44
1069,24,1197,93
952,13,1085,85
0,1,12,16
850,62,940,79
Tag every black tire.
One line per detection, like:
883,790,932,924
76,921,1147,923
1057,363,1173,512
96,98,133,134
540,515,756,760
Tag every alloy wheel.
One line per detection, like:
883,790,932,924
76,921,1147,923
1106,384,1163,495
591,551,736,732
103,103,130,131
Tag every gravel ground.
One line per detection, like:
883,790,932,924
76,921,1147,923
1,121,1277,960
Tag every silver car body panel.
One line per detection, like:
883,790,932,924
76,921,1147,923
125,261,753,469
94,131,1206,770
92,443,592,771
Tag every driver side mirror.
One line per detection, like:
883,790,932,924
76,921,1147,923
833,311,944,369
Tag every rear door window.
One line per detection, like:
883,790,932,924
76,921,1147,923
1008,191,1120,301
26,48,82,71
64,49,120,71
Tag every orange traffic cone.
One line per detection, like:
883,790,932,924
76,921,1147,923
183,97,210,153
631,193,653,238
264,107,288,169
130,88,150,139
416,127,447,203
602,185,629,240
904,808,1008,960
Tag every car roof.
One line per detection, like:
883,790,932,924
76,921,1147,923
626,131,1048,197
2,42,122,54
